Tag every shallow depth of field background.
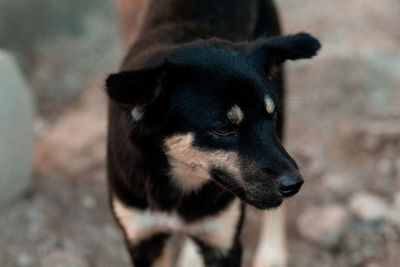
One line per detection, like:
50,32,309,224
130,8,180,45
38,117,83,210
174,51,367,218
1,0,400,266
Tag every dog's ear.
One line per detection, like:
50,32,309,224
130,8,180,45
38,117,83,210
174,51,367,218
244,32,321,74
106,66,165,105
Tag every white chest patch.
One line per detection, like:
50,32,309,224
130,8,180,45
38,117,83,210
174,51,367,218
113,196,241,251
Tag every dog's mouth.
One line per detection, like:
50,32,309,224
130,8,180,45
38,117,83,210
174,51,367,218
211,170,285,210
243,196,283,209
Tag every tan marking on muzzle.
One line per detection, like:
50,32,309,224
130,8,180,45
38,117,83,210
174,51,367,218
227,104,244,125
164,133,242,193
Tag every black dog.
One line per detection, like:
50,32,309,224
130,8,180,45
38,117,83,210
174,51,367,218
106,0,320,266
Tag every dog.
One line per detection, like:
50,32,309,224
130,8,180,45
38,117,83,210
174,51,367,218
105,0,320,266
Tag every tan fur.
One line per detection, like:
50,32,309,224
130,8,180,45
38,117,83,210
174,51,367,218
131,106,144,121
163,133,242,192
227,104,244,125
112,196,241,253
166,156,211,193
264,95,275,114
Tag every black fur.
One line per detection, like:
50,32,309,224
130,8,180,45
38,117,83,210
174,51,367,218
194,238,242,267
126,233,170,267
106,0,320,266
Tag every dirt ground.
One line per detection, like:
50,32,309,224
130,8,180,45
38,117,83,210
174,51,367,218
1,0,400,266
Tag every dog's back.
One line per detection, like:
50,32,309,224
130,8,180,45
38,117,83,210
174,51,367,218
121,0,281,69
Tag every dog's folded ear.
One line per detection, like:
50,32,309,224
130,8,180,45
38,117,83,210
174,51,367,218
244,32,321,74
106,66,165,105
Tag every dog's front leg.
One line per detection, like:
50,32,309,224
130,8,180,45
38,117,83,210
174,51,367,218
179,199,244,267
177,238,204,267
253,207,287,267
193,237,242,267
111,196,171,266
125,233,170,267
178,237,242,267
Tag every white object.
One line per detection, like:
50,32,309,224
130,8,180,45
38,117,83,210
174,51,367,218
0,50,34,205
349,192,389,221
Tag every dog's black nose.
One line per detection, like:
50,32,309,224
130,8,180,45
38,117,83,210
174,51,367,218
277,173,304,197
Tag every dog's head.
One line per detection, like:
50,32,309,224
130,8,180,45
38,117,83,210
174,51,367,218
106,33,321,209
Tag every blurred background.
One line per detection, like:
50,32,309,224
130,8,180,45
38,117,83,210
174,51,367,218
0,0,399,266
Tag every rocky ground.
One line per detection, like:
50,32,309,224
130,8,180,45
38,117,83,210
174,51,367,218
1,0,400,266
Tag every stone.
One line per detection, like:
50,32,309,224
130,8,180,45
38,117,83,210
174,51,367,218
296,204,348,248
322,172,361,198
81,194,96,209
349,192,389,221
0,50,34,206
393,191,400,211
380,224,398,241
388,191,400,231
104,225,120,240
40,251,88,267
16,253,34,267
364,263,382,267
377,158,395,178
396,158,400,179
360,134,381,152
362,121,400,147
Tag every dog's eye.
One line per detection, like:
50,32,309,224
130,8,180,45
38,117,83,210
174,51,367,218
212,126,236,136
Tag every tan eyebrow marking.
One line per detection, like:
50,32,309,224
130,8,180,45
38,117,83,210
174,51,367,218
264,96,275,114
226,105,244,125
131,106,144,121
